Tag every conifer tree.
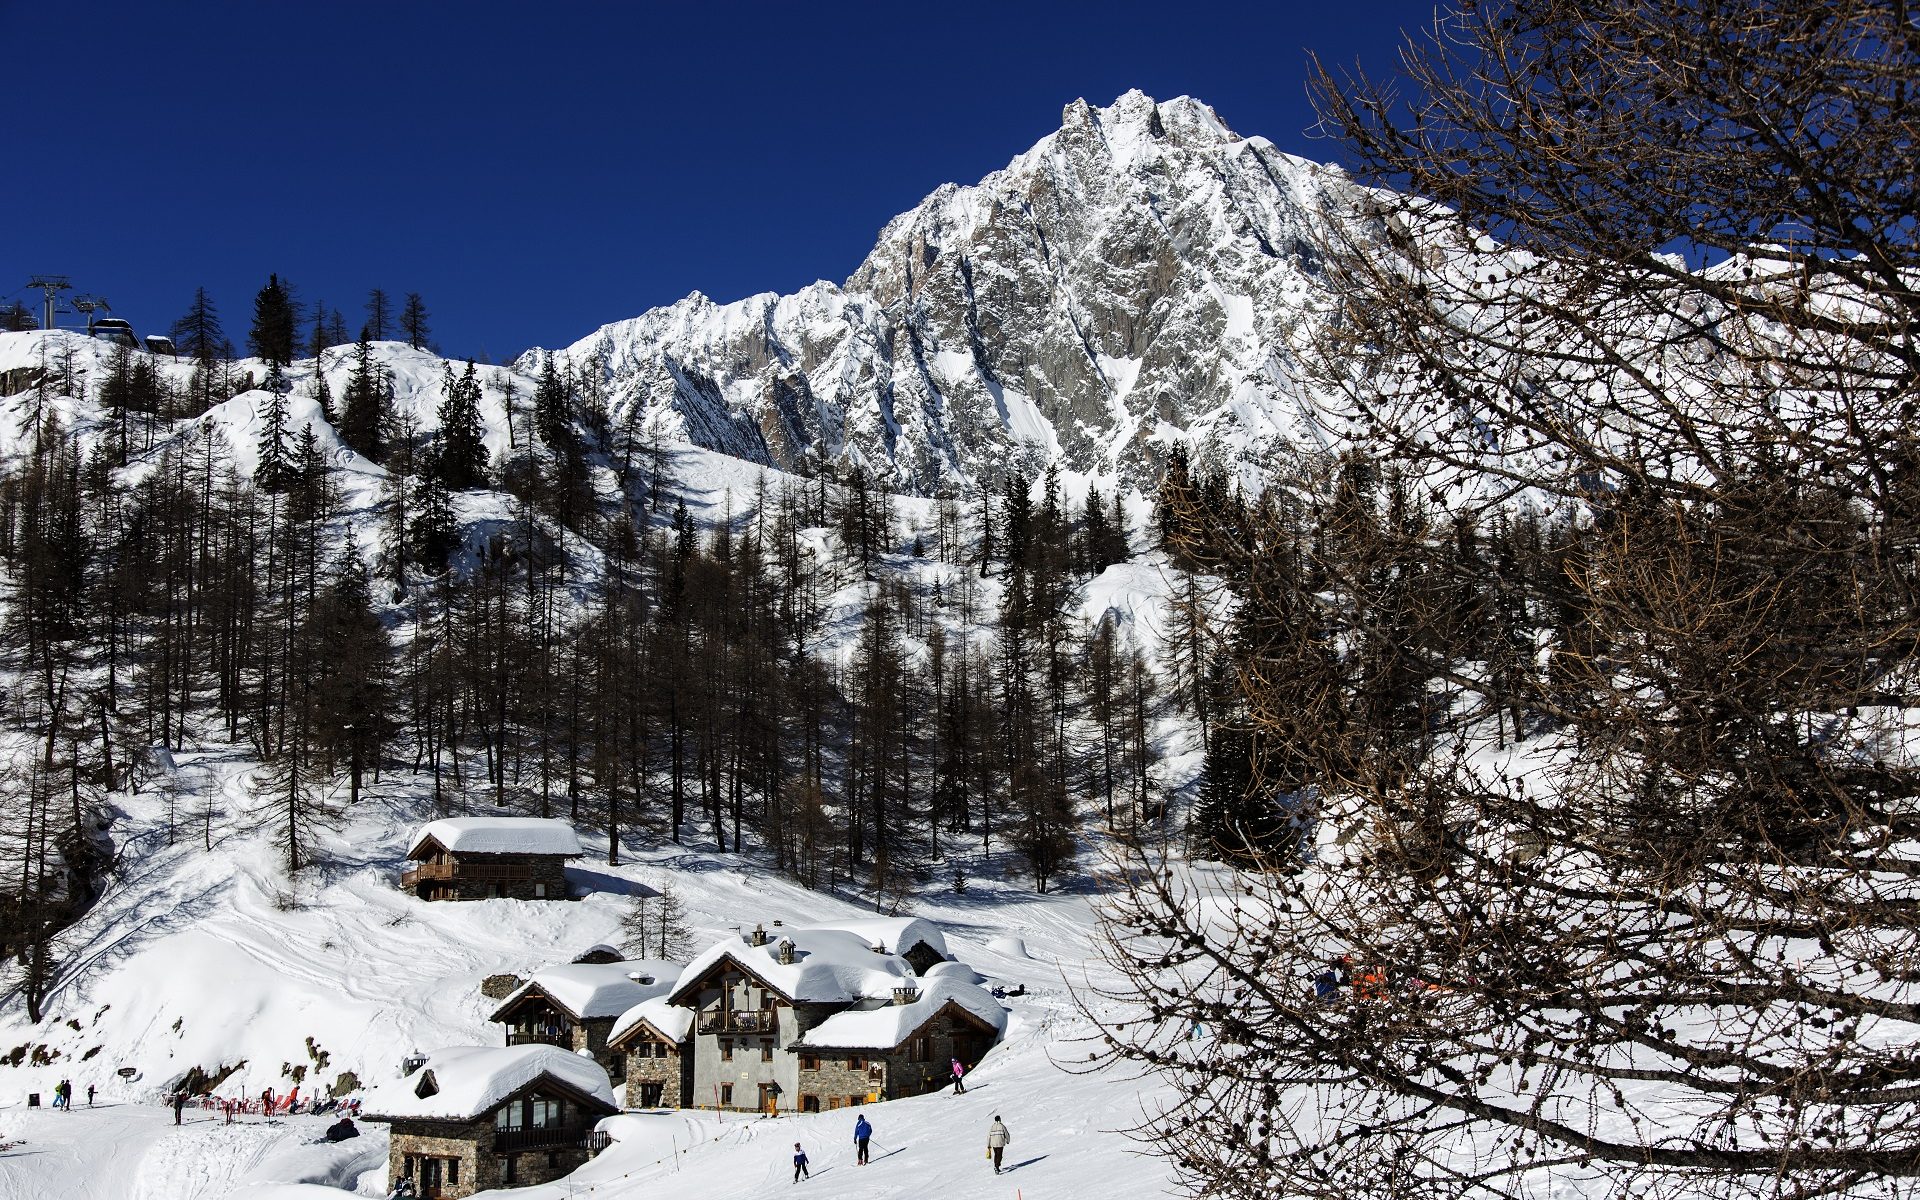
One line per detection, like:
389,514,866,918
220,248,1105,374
170,286,230,411
255,365,293,493
399,293,431,351
337,336,390,462
409,455,459,569
248,273,298,365
306,541,393,803
363,289,393,342
434,362,488,490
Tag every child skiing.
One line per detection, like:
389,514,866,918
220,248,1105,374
853,1113,872,1164
792,1141,810,1182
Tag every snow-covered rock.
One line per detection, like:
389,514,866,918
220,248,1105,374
531,90,1354,494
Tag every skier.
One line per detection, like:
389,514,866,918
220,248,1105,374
853,1113,872,1165
387,1179,417,1199
86,1083,95,1108
792,1141,811,1183
53,1080,70,1111
987,1114,1011,1174
171,1090,188,1125
950,1057,967,1094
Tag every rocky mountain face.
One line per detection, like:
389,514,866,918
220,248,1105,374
531,90,1355,494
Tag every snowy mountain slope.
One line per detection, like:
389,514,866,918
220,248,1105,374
0,758,1181,1200
0,325,1211,1198
532,90,1356,493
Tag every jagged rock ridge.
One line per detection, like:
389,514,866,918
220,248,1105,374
529,90,1353,494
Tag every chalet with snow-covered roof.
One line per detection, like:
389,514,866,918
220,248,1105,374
605,996,696,1108
658,921,1004,1113
805,916,953,974
489,960,680,1079
401,818,582,901
362,1045,618,1199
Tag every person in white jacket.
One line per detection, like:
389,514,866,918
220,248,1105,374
987,1115,1011,1174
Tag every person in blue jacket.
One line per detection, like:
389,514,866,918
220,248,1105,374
854,1113,873,1164
793,1141,811,1183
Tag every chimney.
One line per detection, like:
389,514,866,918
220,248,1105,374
750,924,768,947
771,919,783,928
777,939,795,965
870,942,887,955
891,987,920,1007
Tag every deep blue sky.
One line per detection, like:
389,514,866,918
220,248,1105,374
6,1,1436,362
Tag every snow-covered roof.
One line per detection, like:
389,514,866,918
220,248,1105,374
361,1045,615,1122
494,960,682,1022
922,960,986,985
608,996,695,1048
406,817,583,859
798,977,1008,1051
669,927,918,1007
805,916,950,962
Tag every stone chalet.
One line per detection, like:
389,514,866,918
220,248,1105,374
605,996,696,1108
649,920,1006,1114
402,818,582,901
362,1044,617,1199
489,960,680,1080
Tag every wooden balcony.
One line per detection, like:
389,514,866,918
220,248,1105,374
492,1124,588,1153
401,861,536,888
698,1009,777,1035
506,1029,572,1048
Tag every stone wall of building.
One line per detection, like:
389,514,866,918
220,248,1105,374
796,1056,885,1110
389,1118,490,1199
387,1115,596,1197
624,1043,691,1107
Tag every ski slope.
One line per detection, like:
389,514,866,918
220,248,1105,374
0,758,1182,1199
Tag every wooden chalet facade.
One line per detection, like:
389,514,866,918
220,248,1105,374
363,1046,617,1200
401,818,581,902
655,924,1005,1114
489,961,679,1081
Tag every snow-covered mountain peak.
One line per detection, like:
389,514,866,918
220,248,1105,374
538,90,1358,493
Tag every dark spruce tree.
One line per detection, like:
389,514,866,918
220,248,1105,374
434,361,488,490
336,336,391,462
254,364,294,493
247,273,298,365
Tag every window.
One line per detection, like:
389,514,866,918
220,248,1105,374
494,1103,516,1130
911,1036,930,1063
533,882,548,898
799,1053,819,1071
503,1155,518,1185
760,1039,774,1062
448,1158,460,1186
848,1056,866,1071
720,1084,733,1107
802,1094,820,1113
530,1097,561,1128
548,1151,562,1169
849,1095,863,1108
721,1039,732,1062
